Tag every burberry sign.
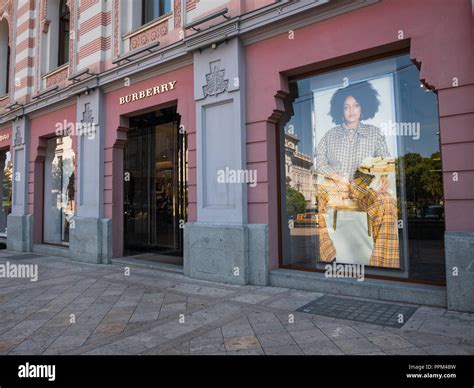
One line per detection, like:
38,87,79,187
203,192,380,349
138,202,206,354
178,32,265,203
119,81,177,105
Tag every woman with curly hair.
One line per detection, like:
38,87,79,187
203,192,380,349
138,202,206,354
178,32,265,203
314,80,399,268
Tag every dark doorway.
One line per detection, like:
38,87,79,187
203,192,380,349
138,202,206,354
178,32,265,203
124,107,187,263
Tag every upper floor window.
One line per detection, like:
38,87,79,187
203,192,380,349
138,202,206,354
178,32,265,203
142,0,171,25
41,0,71,78
58,0,70,66
0,19,10,95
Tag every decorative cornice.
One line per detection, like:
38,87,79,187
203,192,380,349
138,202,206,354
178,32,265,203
0,0,380,124
24,96,76,121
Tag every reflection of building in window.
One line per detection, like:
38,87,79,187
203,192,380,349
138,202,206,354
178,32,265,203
143,0,172,25
0,153,12,235
280,53,445,279
44,136,75,245
284,130,317,204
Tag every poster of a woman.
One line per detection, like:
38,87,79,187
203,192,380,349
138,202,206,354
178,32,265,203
313,80,400,269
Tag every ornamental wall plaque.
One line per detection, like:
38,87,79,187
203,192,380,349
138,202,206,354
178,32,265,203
203,60,228,98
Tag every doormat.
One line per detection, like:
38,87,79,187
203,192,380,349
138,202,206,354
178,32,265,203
297,295,417,328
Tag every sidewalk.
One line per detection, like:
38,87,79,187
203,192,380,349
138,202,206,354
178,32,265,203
0,250,473,356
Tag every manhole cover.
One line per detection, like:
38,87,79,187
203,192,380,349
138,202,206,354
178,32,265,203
297,295,417,328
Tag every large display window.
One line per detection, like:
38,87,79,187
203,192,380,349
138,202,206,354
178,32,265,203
280,53,445,282
0,150,12,235
43,136,75,245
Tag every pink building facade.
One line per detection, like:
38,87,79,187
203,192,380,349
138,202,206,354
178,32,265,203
0,0,472,312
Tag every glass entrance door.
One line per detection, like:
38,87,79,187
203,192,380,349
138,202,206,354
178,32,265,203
124,107,187,257
0,151,12,235
43,136,75,245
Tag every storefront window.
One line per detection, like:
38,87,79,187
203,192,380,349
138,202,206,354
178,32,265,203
0,151,12,235
43,136,75,245
280,53,445,282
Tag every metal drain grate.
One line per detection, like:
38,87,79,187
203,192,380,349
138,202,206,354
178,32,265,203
297,295,417,328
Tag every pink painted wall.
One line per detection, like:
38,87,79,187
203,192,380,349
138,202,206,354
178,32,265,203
242,0,276,14
103,65,195,257
245,0,474,270
185,0,277,36
29,104,77,243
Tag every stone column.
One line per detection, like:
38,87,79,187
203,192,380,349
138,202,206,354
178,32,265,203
69,89,112,264
184,38,268,285
7,117,32,251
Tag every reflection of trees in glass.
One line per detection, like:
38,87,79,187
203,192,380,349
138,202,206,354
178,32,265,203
286,180,306,218
2,161,12,212
397,152,443,218
51,156,63,210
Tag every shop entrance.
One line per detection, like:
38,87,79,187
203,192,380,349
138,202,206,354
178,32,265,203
124,107,187,263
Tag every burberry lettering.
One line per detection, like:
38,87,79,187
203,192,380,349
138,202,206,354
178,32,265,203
119,81,177,105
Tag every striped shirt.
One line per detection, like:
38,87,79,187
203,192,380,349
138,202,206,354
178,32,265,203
315,122,390,180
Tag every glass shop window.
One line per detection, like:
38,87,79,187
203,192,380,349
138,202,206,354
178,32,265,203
280,53,445,283
0,151,12,235
43,136,75,245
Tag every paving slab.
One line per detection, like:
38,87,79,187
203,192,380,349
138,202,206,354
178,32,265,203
0,252,473,356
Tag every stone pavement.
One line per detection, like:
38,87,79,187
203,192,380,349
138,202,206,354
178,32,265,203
1,250,474,356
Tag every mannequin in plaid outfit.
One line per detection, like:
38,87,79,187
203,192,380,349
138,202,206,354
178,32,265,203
314,81,399,268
